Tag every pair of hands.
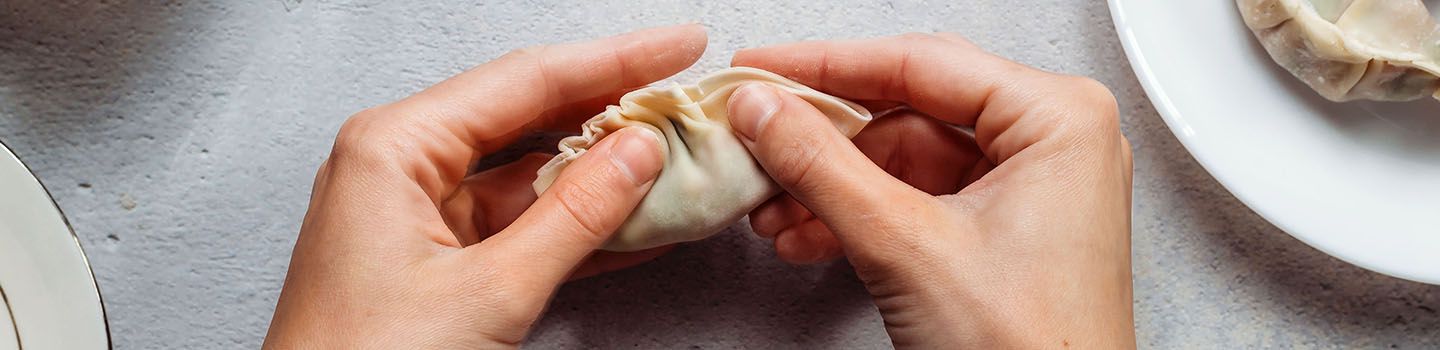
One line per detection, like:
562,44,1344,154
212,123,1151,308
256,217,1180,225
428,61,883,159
264,24,1134,348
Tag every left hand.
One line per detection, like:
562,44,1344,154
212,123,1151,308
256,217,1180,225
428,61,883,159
263,24,707,349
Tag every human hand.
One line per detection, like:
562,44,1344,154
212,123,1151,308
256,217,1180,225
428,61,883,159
726,33,1135,348
263,25,706,348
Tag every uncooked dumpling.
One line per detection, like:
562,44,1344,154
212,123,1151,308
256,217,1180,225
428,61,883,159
533,67,873,252
1236,0,1440,102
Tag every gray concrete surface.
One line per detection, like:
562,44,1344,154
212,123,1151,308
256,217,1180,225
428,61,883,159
2,1,1437,348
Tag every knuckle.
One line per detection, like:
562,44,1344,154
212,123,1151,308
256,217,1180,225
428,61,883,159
551,179,614,241
1055,75,1121,136
335,107,382,143
1068,76,1120,112
932,32,977,45
896,32,962,50
767,133,827,191
897,32,940,43
329,106,399,165
900,32,981,56
502,44,550,63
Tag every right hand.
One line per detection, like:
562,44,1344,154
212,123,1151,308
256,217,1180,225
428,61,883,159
725,33,1135,348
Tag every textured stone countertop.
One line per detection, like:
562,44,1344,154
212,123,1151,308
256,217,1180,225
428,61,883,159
2,1,1436,348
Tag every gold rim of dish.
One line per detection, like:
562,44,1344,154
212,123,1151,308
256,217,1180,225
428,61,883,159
1,283,22,349
0,138,112,349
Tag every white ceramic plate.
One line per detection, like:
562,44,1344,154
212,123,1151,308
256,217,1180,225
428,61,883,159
0,140,110,349
1109,1,1440,284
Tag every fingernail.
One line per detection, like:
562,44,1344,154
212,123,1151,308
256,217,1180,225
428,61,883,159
728,83,780,141
607,127,663,186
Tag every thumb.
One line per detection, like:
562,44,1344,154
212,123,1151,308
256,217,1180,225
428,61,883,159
727,83,934,260
467,126,663,288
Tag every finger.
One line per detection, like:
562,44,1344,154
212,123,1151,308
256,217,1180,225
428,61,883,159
732,33,1006,124
732,33,1121,166
537,87,645,133
773,218,843,265
330,24,706,204
852,110,989,195
440,153,551,246
727,83,936,262
469,127,664,288
568,245,675,280
750,196,843,264
750,111,983,264
749,194,812,239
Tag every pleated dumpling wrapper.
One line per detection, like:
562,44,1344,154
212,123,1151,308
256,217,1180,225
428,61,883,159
1236,0,1440,102
533,67,873,252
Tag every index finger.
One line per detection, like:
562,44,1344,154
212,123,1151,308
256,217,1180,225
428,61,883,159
334,24,707,202
730,33,1119,166
732,33,1027,127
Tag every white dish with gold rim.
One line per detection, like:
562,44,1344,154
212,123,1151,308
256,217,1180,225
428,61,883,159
1108,0,1440,284
0,140,109,349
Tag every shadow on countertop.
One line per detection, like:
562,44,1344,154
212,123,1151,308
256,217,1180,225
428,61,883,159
531,228,887,348
0,1,223,156
2,1,163,127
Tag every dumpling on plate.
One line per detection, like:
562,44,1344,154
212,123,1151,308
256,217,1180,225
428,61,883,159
533,67,873,252
1236,0,1440,102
